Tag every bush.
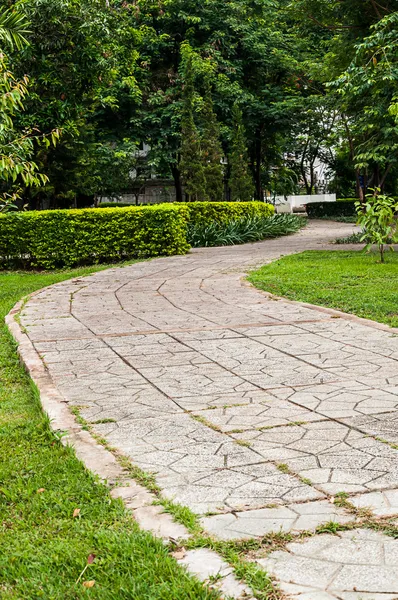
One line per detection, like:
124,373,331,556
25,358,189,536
0,205,190,269
306,201,357,219
188,214,305,247
183,201,274,225
0,201,276,269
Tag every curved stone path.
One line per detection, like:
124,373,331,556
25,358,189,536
13,220,398,599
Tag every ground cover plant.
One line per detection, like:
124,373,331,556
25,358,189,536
0,266,219,600
188,214,305,248
249,250,398,328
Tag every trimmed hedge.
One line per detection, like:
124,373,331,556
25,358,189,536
98,201,275,223
0,205,190,269
0,201,275,269
306,200,357,218
183,201,274,224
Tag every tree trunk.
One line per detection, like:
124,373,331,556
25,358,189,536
170,163,183,202
254,128,262,200
300,138,311,195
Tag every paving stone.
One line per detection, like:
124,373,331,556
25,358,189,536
350,489,398,517
231,421,398,495
133,505,189,541
342,411,398,443
270,381,398,419
177,548,254,599
201,500,353,540
258,529,398,598
194,401,324,433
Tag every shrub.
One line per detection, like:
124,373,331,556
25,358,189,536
0,205,190,269
183,201,274,225
98,201,275,222
356,194,398,263
306,201,357,219
188,214,305,247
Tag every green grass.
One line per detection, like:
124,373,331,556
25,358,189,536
0,266,218,600
249,250,398,328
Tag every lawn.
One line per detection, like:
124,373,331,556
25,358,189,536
0,267,218,600
249,250,398,328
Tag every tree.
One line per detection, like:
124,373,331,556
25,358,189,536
128,0,301,201
5,0,140,206
201,80,224,202
179,51,206,201
332,13,398,198
0,6,57,212
228,105,254,202
291,0,398,197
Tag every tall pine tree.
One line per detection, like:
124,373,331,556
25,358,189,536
201,80,224,201
179,53,206,201
228,104,254,202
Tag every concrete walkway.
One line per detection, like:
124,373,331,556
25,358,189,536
14,221,398,599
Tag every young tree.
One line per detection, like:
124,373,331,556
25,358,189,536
201,81,224,202
179,52,206,201
356,192,398,263
228,105,254,202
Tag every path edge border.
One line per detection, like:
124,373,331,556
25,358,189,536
244,279,398,335
5,298,255,600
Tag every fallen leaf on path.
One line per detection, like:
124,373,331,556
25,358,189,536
171,548,186,560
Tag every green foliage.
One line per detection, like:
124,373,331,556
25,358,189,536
201,80,224,202
332,13,398,190
228,105,254,202
0,7,58,210
356,193,398,262
0,5,29,50
188,214,305,248
179,50,206,201
183,201,274,225
0,205,190,269
306,201,357,219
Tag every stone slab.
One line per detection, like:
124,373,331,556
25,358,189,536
258,529,398,598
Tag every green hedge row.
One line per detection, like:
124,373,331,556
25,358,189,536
0,205,190,269
97,201,275,223
306,201,357,218
183,201,274,224
0,201,274,269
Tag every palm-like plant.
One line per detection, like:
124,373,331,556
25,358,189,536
0,6,30,51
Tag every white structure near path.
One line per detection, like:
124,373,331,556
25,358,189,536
274,193,337,213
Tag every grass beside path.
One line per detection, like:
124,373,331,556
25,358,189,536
249,250,398,329
0,267,218,600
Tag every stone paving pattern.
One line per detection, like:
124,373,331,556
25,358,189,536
18,221,398,598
